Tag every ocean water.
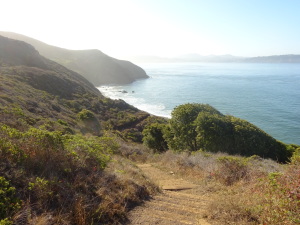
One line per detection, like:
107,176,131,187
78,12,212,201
98,63,300,145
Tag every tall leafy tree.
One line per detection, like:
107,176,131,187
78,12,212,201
168,103,221,151
142,123,168,152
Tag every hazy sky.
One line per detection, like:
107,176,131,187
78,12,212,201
1,0,299,58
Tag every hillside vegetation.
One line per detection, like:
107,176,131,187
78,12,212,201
0,35,158,224
0,31,149,86
0,35,154,141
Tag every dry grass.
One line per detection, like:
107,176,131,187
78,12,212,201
206,190,260,225
116,139,154,163
136,150,299,225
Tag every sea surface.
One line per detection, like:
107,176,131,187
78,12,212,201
98,63,300,145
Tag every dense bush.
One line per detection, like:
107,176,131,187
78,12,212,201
195,112,233,152
77,109,95,120
0,177,20,221
146,103,292,162
0,124,117,174
63,134,119,168
167,103,221,151
290,145,300,164
142,123,168,152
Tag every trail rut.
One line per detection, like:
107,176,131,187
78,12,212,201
128,164,211,225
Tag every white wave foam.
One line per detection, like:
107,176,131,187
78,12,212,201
98,86,171,118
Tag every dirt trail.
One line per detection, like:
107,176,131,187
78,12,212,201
128,164,211,225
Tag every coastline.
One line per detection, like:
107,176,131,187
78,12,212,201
97,85,172,119
97,62,300,145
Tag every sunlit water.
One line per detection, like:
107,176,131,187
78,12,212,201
98,63,300,145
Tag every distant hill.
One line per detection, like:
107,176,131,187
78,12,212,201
242,54,300,63
0,31,148,86
126,54,244,63
127,54,300,63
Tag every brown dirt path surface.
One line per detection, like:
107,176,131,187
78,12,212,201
128,164,211,225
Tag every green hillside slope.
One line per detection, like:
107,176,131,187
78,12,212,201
0,35,151,139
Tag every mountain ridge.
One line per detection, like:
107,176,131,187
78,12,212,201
126,53,300,63
0,31,149,86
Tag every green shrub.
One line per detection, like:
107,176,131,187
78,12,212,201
24,127,64,152
77,109,95,120
0,177,20,220
123,129,142,142
27,177,54,204
165,103,291,162
57,119,68,126
168,103,221,151
228,116,291,162
195,112,233,152
0,124,25,162
142,123,168,152
0,218,13,225
1,123,116,172
63,134,118,169
290,146,300,164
